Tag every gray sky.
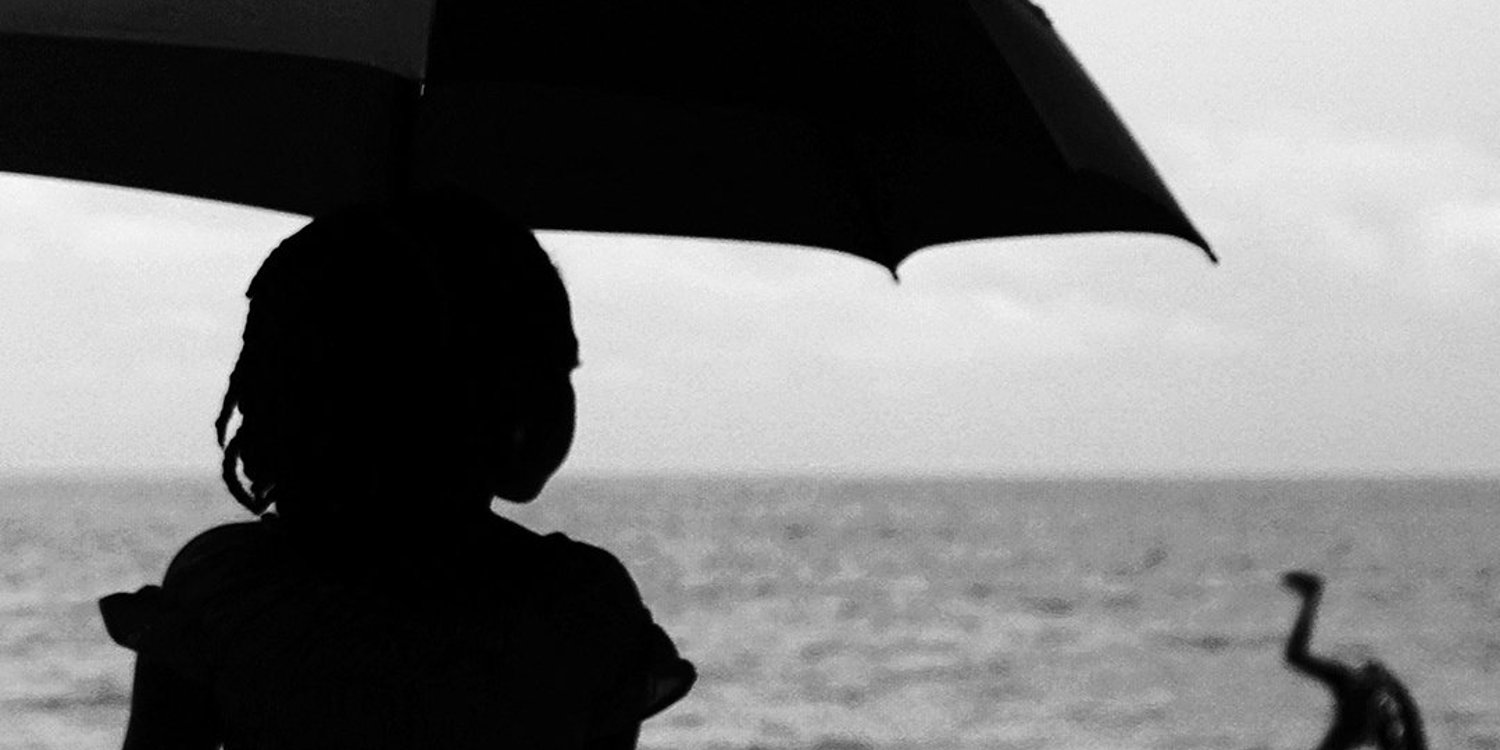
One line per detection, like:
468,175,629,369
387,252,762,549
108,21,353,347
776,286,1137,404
2,1,1497,476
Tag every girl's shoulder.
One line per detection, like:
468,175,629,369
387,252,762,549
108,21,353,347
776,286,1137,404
166,520,273,577
482,515,649,616
98,521,277,679
545,532,648,613
160,518,293,604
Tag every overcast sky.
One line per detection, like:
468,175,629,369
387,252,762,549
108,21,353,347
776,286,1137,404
2,1,1497,476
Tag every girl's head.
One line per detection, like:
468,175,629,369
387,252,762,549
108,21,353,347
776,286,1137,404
217,190,577,523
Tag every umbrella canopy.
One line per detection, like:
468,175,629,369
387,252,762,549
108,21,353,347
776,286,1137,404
0,0,1213,269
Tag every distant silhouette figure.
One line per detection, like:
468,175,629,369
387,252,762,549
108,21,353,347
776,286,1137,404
99,190,694,749
1281,571,1426,750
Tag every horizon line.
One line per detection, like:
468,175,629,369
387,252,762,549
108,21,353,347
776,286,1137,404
3,467,1498,484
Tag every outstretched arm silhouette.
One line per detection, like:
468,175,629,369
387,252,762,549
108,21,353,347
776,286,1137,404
1280,570,1426,750
1283,571,1353,688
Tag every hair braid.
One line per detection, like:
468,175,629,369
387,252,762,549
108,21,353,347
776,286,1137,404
220,432,265,514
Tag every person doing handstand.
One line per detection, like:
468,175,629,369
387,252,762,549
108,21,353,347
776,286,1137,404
99,190,694,749
1281,570,1425,750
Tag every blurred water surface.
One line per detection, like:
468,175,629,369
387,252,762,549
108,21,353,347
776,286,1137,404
1,475,1497,750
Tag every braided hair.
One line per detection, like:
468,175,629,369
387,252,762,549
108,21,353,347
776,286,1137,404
216,191,576,520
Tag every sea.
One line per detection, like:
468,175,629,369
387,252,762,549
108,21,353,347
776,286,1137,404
1,474,1496,750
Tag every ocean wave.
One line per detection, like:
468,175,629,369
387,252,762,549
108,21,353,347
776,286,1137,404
10,677,130,711
1151,631,1282,654
1017,595,1079,617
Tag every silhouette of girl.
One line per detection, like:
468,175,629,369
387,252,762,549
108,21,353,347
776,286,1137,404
99,191,694,749
1281,570,1426,750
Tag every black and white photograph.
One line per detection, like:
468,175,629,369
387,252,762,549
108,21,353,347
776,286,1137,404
1,1,1497,748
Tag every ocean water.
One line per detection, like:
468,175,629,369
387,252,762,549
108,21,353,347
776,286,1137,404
1,475,1497,750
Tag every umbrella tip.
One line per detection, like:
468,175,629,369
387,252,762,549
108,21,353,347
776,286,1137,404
1195,237,1218,265
1176,225,1217,265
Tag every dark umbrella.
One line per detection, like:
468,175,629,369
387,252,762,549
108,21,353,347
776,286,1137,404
0,0,1213,269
